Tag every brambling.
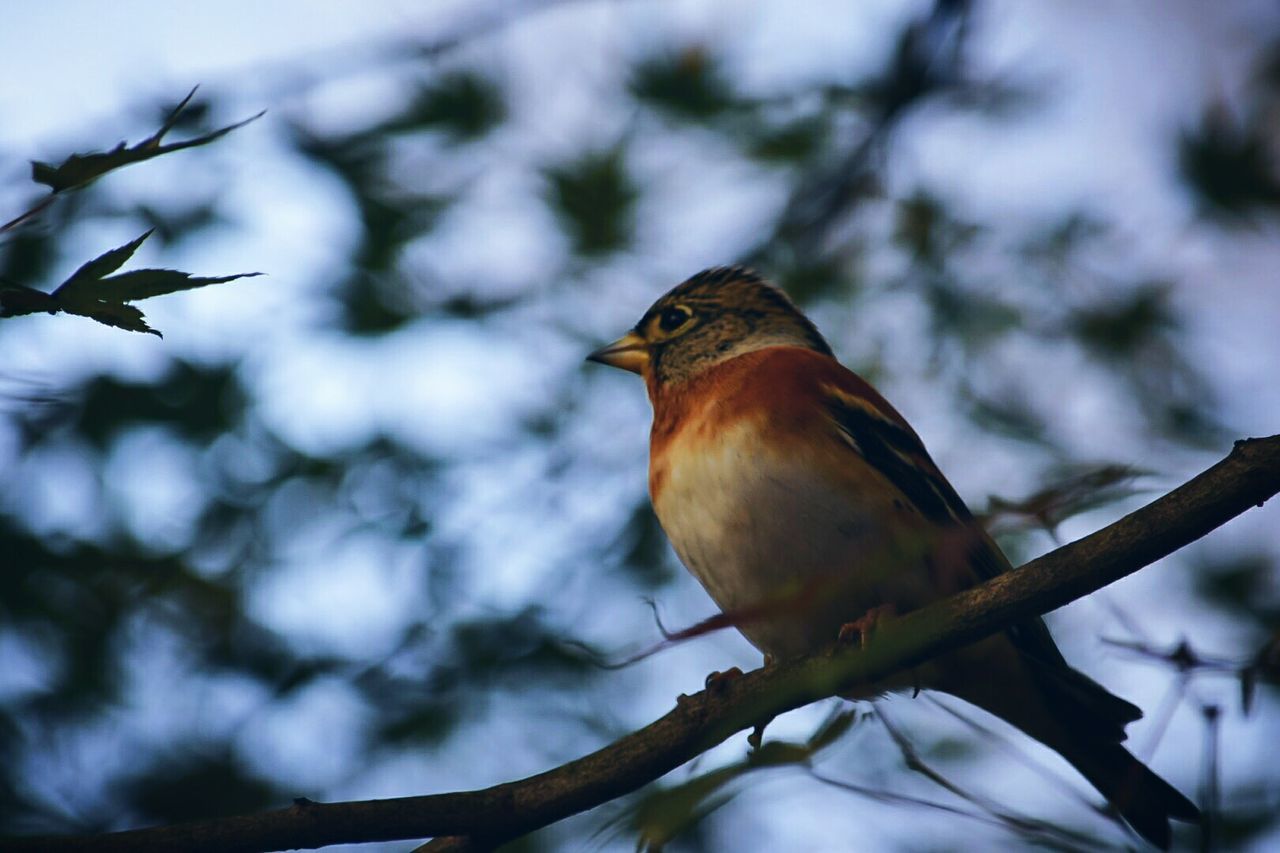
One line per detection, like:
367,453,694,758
589,267,1199,848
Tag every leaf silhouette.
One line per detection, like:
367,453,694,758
0,230,260,336
31,87,265,193
53,230,153,295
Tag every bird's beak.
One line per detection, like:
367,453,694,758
587,330,648,374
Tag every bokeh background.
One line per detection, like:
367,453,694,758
3,1,1280,850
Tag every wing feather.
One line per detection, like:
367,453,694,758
821,380,1072,670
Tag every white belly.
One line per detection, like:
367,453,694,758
652,422,927,659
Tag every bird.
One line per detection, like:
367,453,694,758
587,266,1200,849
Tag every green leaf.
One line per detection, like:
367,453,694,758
805,708,858,752
544,147,637,256
984,463,1149,536
54,230,154,296
0,283,58,317
95,268,262,302
121,751,291,824
629,709,858,848
631,47,736,120
632,766,739,850
2,230,259,336
1179,106,1280,219
746,115,828,163
31,87,265,193
399,72,506,140
894,191,983,267
1068,283,1173,359
61,299,160,336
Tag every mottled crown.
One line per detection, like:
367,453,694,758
637,267,832,384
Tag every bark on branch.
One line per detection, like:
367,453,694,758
9,435,1280,853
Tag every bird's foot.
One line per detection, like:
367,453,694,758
704,667,744,692
706,666,747,691
837,603,898,649
676,667,746,709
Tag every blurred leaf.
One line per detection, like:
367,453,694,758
120,751,290,824
291,126,450,334
435,292,523,319
2,531,199,715
614,502,675,588
1211,784,1280,850
1067,283,1173,359
1193,555,1280,627
377,701,459,746
962,387,1051,447
922,736,977,763
1063,281,1226,446
394,72,506,140
1019,212,1107,265
746,114,829,163
863,0,968,122
632,769,737,850
31,88,264,193
983,463,1147,536
544,148,637,256
1244,631,1280,714
773,258,850,305
450,608,599,680
0,226,59,285
134,201,224,244
1179,106,1280,219
803,707,859,753
924,281,1020,347
69,361,245,447
894,192,982,268
631,47,736,120
630,710,857,849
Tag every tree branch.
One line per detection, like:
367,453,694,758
9,435,1280,853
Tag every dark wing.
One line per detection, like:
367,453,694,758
820,382,1071,668
822,380,1146,735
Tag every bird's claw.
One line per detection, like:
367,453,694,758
837,603,898,649
704,667,744,692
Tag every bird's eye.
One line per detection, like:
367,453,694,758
658,305,693,333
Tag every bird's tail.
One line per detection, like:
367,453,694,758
1057,736,1200,850
940,639,1200,849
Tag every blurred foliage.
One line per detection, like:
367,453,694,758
626,710,858,850
982,462,1149,539
1195,555,1280,631
3,2,1280,851
120,751,288,825
398,72,506,141
291,121,454,334
544,147,637,257
631,47,737,121
1180,105,1280,219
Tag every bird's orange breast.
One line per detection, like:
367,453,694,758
641,347,934,658
645,346,912,500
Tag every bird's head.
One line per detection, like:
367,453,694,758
587,267,832,386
